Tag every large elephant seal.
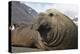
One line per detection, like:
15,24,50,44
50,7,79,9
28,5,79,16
32,9,78,50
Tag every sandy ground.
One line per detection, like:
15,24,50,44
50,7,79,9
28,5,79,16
11,46,44,53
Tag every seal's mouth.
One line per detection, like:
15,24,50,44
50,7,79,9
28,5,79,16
37,24,51,41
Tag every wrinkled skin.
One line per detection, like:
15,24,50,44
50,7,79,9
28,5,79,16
32,9,78,50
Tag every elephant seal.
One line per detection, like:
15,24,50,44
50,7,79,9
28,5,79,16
32,9,78,50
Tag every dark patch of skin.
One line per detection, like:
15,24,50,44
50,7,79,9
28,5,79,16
48,13,54,17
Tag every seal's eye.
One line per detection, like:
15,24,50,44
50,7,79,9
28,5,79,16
49,13,54,17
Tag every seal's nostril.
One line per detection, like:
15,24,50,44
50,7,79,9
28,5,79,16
49,13,54,17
